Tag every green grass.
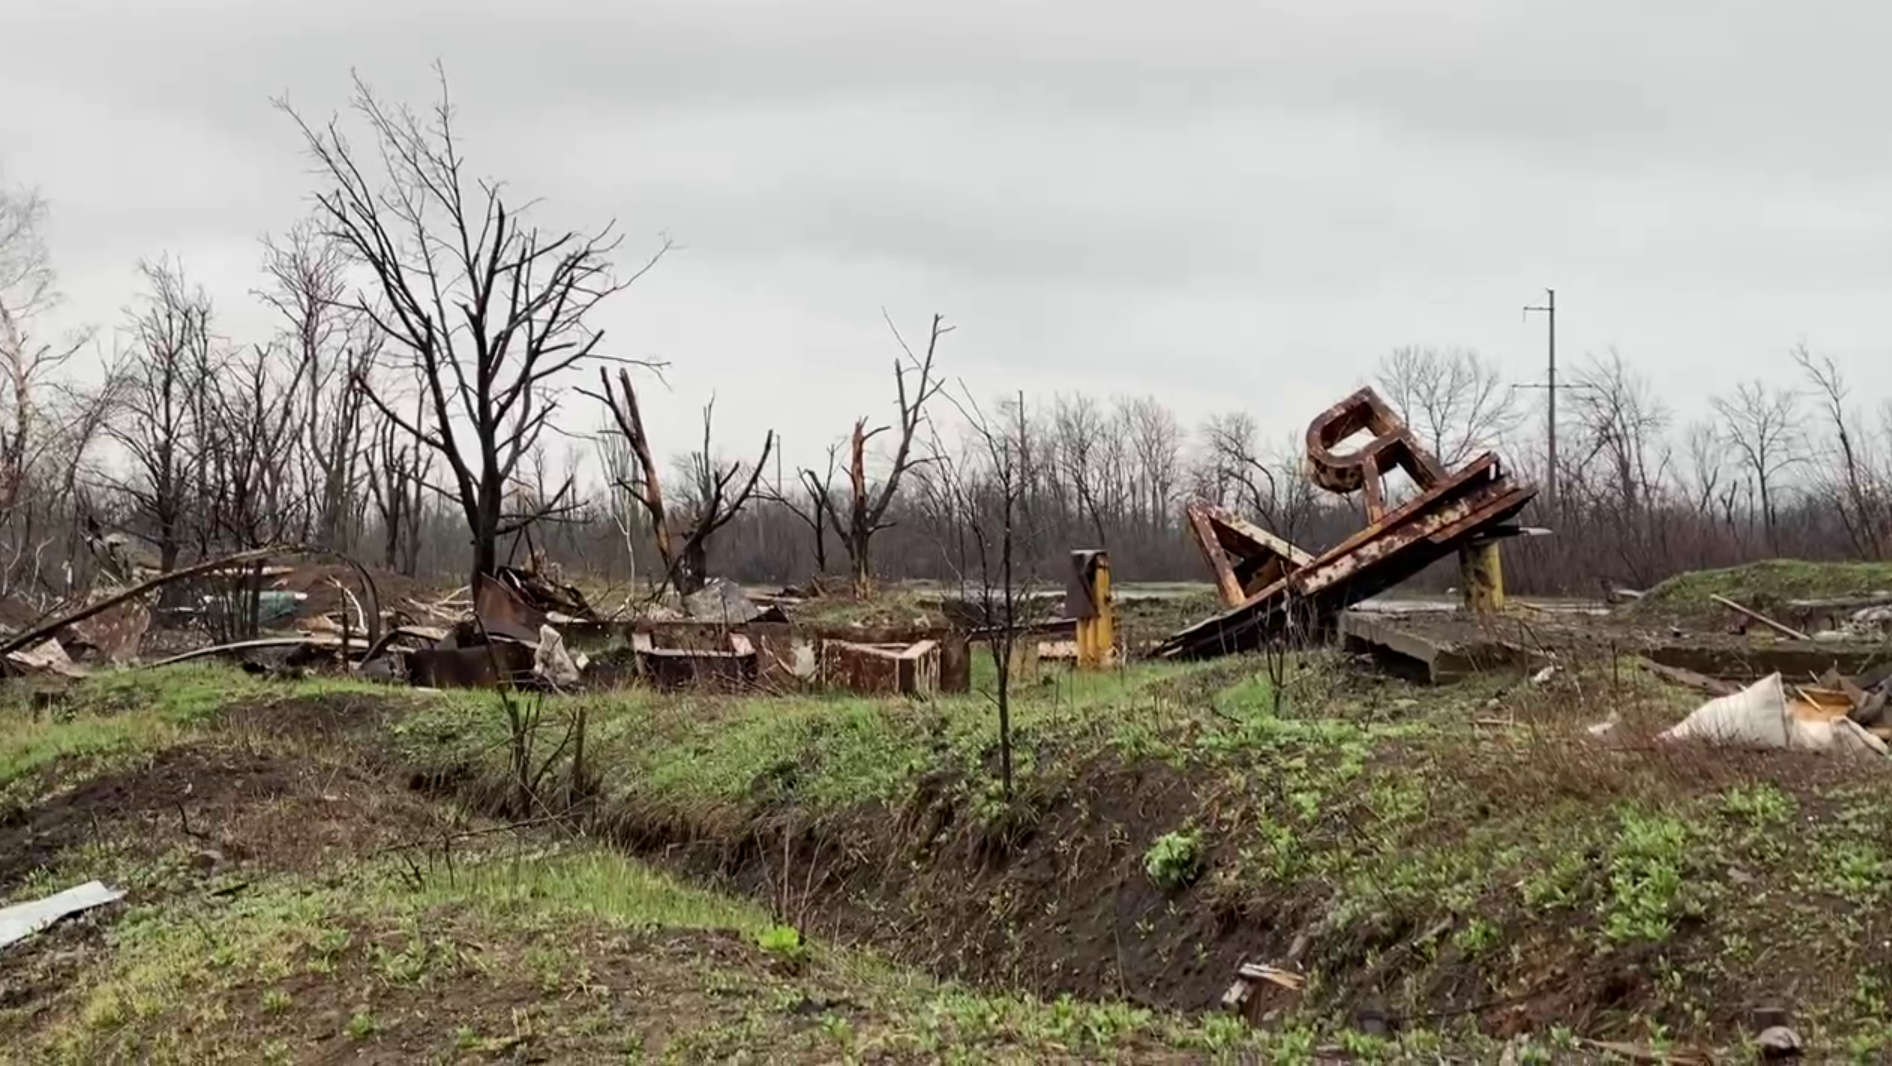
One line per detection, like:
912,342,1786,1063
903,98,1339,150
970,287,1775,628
415,847,768,933
0,666,391,796
396,657,1241,819
22,640,1892,1055
1634,558,1892,617
0,666,257,791
7,834,1329,1064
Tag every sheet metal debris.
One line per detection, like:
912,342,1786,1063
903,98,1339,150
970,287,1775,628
683,577,777,625
67,594,152,664
405,639,538,688
631,629,758,689
0,880,124,950
4,637,85,678
1163,387,1537,658
820,638,941,696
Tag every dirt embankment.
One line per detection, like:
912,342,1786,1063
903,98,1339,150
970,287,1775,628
0,695,446,895
412,745,1670,1040
624,758,1274,1014
396,682,1892,1050
20,676,1867,1050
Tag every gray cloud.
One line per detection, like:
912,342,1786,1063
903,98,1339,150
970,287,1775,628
8,0,1890,464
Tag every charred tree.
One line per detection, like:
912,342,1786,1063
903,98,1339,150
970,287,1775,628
590,367,774,595
282,69,664,588
107,259,212,577
810,313,948,597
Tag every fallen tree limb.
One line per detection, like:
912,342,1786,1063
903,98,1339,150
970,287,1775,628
1637,658,1738,696
142,635,372,669
0,545,383,662
1709,593,1811,641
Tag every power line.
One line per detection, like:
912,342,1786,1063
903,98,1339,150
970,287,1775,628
1520,289,1557,505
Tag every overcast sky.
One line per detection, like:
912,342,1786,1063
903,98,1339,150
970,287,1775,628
7,0,1890,468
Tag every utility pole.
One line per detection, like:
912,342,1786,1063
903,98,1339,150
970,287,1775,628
1522,288,1557,505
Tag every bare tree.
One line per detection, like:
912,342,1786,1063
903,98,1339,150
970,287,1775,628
366,404,427,573
1681,420,1724,519
106,258,213,575
193,342,312,639
282,69,665,587
764,441,840,577
1199,411,1273,518
591,368,774,595
1198,413,1315,540
1052,392,1110,546
1712,379,1802,552
1375,346,1520,468
0,174,97,596
594,426,643,585
1122,394,1181,531
259,221,377,550
924,389,1036,802
1793,344,1886,559
1563,353,1673,583
808,313,948,597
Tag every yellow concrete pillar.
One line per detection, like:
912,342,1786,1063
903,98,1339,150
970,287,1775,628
1075,551,1115,669
1459,539,1505,615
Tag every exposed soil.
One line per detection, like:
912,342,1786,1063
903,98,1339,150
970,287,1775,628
0,726,451,895
600,759,1287,1014
3,686,1230,1063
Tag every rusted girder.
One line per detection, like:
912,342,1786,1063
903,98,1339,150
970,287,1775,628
1305,387,1447,522
1184,502,1316,609
1164,388,1536,659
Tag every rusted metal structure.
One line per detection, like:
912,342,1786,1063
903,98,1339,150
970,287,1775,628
1067,550,1116,669
631,629,759,689
820,638,941,696
1161,387,1537,659
1185,503,1316,609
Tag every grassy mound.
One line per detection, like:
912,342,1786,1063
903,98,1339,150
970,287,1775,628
0,669,1307,1063
19,650,1892,1059
389,651,1892,1056
1632,559,1892,619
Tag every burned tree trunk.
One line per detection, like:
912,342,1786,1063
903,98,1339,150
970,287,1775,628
810,313,948,598
590,368,774,596
283,70,661,590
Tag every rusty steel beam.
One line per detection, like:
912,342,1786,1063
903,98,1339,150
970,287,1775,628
1184,502,1315,608
1161,387,1537,659
1305,387,1447,522
1186,503,1247,607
